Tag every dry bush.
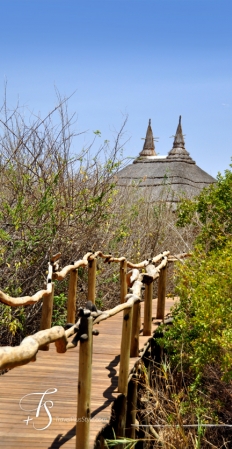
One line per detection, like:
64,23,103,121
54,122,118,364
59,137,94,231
0,92,126,293
0,91,198,345
136,360,232,448
0,92,128,343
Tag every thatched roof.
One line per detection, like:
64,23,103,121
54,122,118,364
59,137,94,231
117,116,215,203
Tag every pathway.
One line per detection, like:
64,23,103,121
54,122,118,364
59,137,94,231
0,298,175,448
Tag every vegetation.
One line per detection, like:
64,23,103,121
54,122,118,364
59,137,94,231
155,168,232,448
110,169,232,447
164,242,232,383
134,357,232,449
0,93,192,346
176,167,232,251
108,169,232,448
1,92,231,447
165,167,232,382
0,91,127,343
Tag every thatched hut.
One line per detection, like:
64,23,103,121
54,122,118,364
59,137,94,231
117,117,215,204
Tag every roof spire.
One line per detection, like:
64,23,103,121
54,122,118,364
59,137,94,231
167,116,195,164
173,115,185,149
139,119,157,157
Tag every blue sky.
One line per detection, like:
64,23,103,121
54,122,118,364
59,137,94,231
1,0,232,177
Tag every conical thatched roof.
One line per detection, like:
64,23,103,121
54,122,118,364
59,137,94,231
116,117,215,203
139,118,157,157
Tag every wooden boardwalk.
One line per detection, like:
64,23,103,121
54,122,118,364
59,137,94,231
0,298,175,448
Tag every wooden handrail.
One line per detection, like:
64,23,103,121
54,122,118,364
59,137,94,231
168,252,191,262
0,251,187,307
0,263,53,306
0,251,176,363
53,249,171,281
92,294,140,326
0,326,67,370
0,248,189,447
52,252,92,280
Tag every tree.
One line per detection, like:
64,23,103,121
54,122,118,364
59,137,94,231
176,166,232,252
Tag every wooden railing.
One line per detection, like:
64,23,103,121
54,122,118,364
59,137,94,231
0,249,189,448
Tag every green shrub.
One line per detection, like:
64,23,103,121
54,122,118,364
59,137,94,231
163,240,232,383
177,166,232,252
52,293,67,327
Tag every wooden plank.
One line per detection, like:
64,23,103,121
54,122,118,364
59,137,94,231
0,298,175,448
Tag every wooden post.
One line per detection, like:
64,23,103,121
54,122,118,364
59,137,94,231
126,376,137,439
120,260,127,304
143,276,153,336
40,282,54,350
88,258,96,304
114,394,127,442
67,269,78,323
130,301,140,357
156,265,167,320
76,315,93,449
118,306,133,395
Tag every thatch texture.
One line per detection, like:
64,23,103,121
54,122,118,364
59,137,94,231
117,117,215,203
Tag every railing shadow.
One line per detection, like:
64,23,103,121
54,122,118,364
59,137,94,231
48,354,120,448
91,354,120,418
